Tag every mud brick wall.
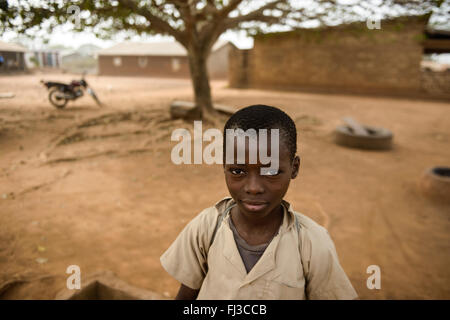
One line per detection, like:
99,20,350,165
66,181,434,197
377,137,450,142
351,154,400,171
229,48,250,88
421,69,450,96
230,16,429,96
208,44,231,79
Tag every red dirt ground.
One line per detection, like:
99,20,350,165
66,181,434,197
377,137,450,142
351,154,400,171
0,73,449,299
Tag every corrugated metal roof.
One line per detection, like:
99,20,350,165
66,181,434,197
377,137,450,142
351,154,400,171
98,40,230,56
0,40,27,52
98,41,187,56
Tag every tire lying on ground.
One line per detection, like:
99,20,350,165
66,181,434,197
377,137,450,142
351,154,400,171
334,125,393,150
420,167,450,204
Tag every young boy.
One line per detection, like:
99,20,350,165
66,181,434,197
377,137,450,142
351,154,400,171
160,105,357,300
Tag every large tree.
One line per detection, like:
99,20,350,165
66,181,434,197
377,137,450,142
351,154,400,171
0,0,441,119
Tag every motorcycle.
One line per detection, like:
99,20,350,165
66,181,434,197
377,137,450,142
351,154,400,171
41,74,102,109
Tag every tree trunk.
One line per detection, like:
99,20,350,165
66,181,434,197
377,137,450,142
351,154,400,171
187,47,214,119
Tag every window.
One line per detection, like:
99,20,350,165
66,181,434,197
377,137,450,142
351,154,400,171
172,58,180,72
113,57,122,67
138,57,148,68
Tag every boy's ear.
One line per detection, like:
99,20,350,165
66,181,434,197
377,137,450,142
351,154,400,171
291,155,300,179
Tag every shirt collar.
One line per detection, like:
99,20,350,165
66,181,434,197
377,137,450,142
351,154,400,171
214,197,296,232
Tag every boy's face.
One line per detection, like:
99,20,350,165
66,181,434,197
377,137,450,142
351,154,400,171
223,134,300,218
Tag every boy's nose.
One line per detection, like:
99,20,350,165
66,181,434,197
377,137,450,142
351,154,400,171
244,173,264,195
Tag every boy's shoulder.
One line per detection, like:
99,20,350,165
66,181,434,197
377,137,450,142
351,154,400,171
195,197,232,220
283,200,329,236
192,197,331,244
282,200,335,255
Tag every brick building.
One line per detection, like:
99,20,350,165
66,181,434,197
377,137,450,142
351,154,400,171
98,40,234,79
0,41,27,73
229,15,449,98
25,50,60,69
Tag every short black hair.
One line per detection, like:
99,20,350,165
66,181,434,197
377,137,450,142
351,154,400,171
223,104,297,161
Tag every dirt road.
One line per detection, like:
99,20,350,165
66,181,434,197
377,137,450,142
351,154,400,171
0,73,449,299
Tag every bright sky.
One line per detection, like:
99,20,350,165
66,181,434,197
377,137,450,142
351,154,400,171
1,0,262,50
0,28,255,50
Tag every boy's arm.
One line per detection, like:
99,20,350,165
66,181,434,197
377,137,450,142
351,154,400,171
175,284,200,300
160,207,218,294
302,225,358,300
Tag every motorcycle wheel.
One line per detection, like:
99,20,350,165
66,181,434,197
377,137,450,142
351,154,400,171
49,88,68,109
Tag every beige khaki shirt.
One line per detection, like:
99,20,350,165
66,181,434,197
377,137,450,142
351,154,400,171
160,197,358,300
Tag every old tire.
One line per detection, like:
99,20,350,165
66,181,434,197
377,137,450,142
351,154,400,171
334,125,393,150
420,167,450,204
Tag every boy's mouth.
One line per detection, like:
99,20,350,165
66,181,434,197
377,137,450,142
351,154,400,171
240,199,269,212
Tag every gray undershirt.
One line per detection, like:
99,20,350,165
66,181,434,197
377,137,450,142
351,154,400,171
229,217,276,273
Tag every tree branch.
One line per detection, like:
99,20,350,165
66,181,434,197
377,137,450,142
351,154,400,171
118,0,187,45
221,0,287,30
218,0,244,19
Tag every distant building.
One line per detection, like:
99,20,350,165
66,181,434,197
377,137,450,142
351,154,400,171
98,40,234,79
61,44,101,74
423,26,450,54
25,50,60,69
77,44,101,58
0,41,27,73
421,28,450,96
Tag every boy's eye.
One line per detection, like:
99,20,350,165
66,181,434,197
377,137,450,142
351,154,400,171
230,168,246,175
